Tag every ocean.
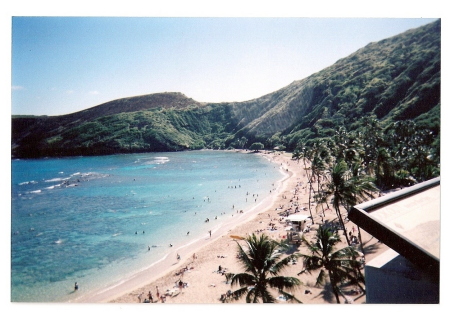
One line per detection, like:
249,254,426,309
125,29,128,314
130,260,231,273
11,150,284,302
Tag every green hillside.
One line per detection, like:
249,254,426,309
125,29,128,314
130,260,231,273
230,20,440,148
12,20,440,168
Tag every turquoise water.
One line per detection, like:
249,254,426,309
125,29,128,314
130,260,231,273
11,151,283,302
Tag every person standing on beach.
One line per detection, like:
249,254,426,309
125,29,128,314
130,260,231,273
74,282,78,291
156,286,160,299
148,291,153,303
209,230,212,238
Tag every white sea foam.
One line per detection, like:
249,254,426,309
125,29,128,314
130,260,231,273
12,151,282,302
153,157,170,164
45,177,70,182
19,180,38,185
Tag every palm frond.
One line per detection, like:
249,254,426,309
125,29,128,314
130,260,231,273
228,272,255,288
227,286,249,302
246,287,257,303
236,242,258,276
228,233,301,303
260,289,276,303
278,289,302,303
315,269,327,286
269,255,295,275
268,276,302,291
299,254,322,272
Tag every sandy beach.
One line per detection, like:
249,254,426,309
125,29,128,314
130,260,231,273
77,150,388,304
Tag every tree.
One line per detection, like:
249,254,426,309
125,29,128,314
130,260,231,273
309,140,331,220
292,142,316,224
249,142,264,152
225,234,302,303
298,226,364,303
239,136,248,149
324,160,378,246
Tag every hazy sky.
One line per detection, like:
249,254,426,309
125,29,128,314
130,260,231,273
10,16,438,116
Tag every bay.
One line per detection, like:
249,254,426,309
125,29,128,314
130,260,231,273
11,150,284,302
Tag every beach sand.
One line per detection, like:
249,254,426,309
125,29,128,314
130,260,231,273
77,151,388,304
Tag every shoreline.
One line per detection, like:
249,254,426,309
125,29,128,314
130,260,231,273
78,150,388,304
74,150,294,303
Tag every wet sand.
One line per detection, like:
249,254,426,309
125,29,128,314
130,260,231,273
76,150,388,304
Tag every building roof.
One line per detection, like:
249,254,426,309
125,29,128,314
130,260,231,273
348,177,440,283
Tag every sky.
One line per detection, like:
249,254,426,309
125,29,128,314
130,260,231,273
10,15,438,116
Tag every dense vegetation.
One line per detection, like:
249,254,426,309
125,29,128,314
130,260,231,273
12,20,440,186
13,103,236,157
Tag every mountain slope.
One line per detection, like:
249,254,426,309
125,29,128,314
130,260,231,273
230,19,440,142
12,20,440,158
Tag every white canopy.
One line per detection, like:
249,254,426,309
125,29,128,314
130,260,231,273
286,214,310,222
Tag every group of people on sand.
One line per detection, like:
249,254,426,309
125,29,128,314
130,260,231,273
136,285,165,303
137,259,195,303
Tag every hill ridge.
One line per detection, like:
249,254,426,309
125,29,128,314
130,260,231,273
12,19,440,158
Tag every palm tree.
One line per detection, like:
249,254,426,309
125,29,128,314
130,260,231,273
310,141,331,219
292,142,316,224
225,234,302,303
298,226,364,303
325,160,378,246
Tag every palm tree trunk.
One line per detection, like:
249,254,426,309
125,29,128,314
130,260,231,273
317,174,327,218
308,179,315,224
334,204,351,246
328,270,341,303
303,159,315,224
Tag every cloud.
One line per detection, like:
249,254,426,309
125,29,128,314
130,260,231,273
89,90,100,95
12,85,24,91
